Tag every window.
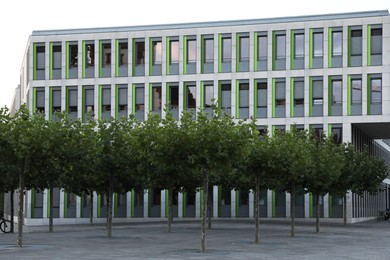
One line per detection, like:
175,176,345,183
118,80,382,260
152,41,162,65
274,79,285,118
331,79,342,105
151,85,162,116
84,86,94,121
102,42,111,67
170,40,179,64
220,82,231,115
258,35,267,60
36,45,45,70
187,39,196,63
204,38,214,63
101,86,111,120
67,87,78,121
351,29,362,56
331,125,343,144
52,44,61,70
239,36,249,61
134,85,144,121
371,27,382,55
351,78,362,104
369,75,382,115
276,34,286,59
35,88,45,114
256,80,267,118
135,41,145,65
203,83,213,108
293,78,304,117
294,33,304,58
168,83,179,119
69,43,78,68
85,43,94,67
332,31,342,57
51,88,61,116
313,32,323,57
239,82,249,119
186,84,196,110
371,77,381,104
117,85,128,118
312,79,323,105
118,41,128,66
222,37,231,62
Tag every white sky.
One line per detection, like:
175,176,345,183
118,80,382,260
0,0,388,109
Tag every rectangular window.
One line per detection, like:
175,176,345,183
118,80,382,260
102,42,111,67
51,88,61,117
258,35,267,60
86,42,95,67
117,85,128,118
203,83,213,108
351,78,362,104
35,88,45,113
52,44,61,70
101,86,111,120
313,32,323,57
118,41,128,66
275,79,285,118
239,36,249,61
168,83,179,119
151,85,162,116
152,41,162,65
187,39,196,63
220,82,231,116
170,40,179,64
256,80,267,118
276,34,286,59
238,81,249,119
332,31,342,57
204,38,214,63
36,45,45,70
294,33,304,58
331,125,343,144
370,26,382,66
369,75,382,115
312,78,323,117
134,84,144,121
293,78,304,117
67,42,78,79
331,79,342,105
350,27,362,67
84,86,94,121
222,37,232,62
67,87,78,121
186,83,196,111
135,41,145,65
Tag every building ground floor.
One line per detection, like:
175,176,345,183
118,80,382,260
3,184,390,226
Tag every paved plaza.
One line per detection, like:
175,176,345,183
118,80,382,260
0,219,389,259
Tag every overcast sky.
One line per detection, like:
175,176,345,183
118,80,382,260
1,0,388,109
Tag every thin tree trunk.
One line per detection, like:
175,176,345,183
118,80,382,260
207,185,212,229
315,193,320,233
49,187,53,232
200,171,208,253
291,181,296,237
90,192,93,225
10,190,14,233
168,183,173,233
16,161,25,247
107,181,113,239
343,195,347,226
254,176,260,244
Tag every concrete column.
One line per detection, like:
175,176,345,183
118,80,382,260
143,189,149,218
286,192,291,218
267,190,273,218
26,190,32,219
195,190,200,218
126,191,131,218
249,190,254,218
93,191,98,220
213,186,218,218
59,190,65,219
231,190,236,218
304,193,310,218
346,191,353,223
178,192,183,218
161,190,166,218
76,195,81,218
324,193,329,218
43,189,48,219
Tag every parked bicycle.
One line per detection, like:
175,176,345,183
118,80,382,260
0,211,12,233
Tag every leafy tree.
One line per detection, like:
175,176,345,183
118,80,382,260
270,128,311,237
304,134,344,233
235,123,271,244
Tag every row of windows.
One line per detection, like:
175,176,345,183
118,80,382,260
32,24,383,80
33,74,382,122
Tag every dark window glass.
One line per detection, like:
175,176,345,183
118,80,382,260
240,36,249,61
294,33,304,58
69,43,78,68
187,85,196,109
86,43,94,66
371,78,381,103
169,85,179,109
222,37,231,62
332,31,342,56
258,36,267,60
102,43,111,67
351,79,362,104
276,35,286,59
119,41,128,66
135,86,144,110
135,41,145,65
313,32,323,57
187,39,196,63
204,39,214,63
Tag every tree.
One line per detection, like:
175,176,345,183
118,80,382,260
270,128,311,237
188,107,248,253
235,123,271,243
304,134,344,233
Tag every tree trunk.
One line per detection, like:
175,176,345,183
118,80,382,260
10,190,14,233
291,181,296,237
107,181,113,239
254,176,260,244
16,161,25,247
168,183,173,233
315,193,320,233
343,195,347,226
89,192,93,225
207,185,212,229
200,171,208,253
49,187,54,232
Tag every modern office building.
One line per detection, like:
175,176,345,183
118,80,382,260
8,10,390,225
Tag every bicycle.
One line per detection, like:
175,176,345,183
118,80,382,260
0,214,12,233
